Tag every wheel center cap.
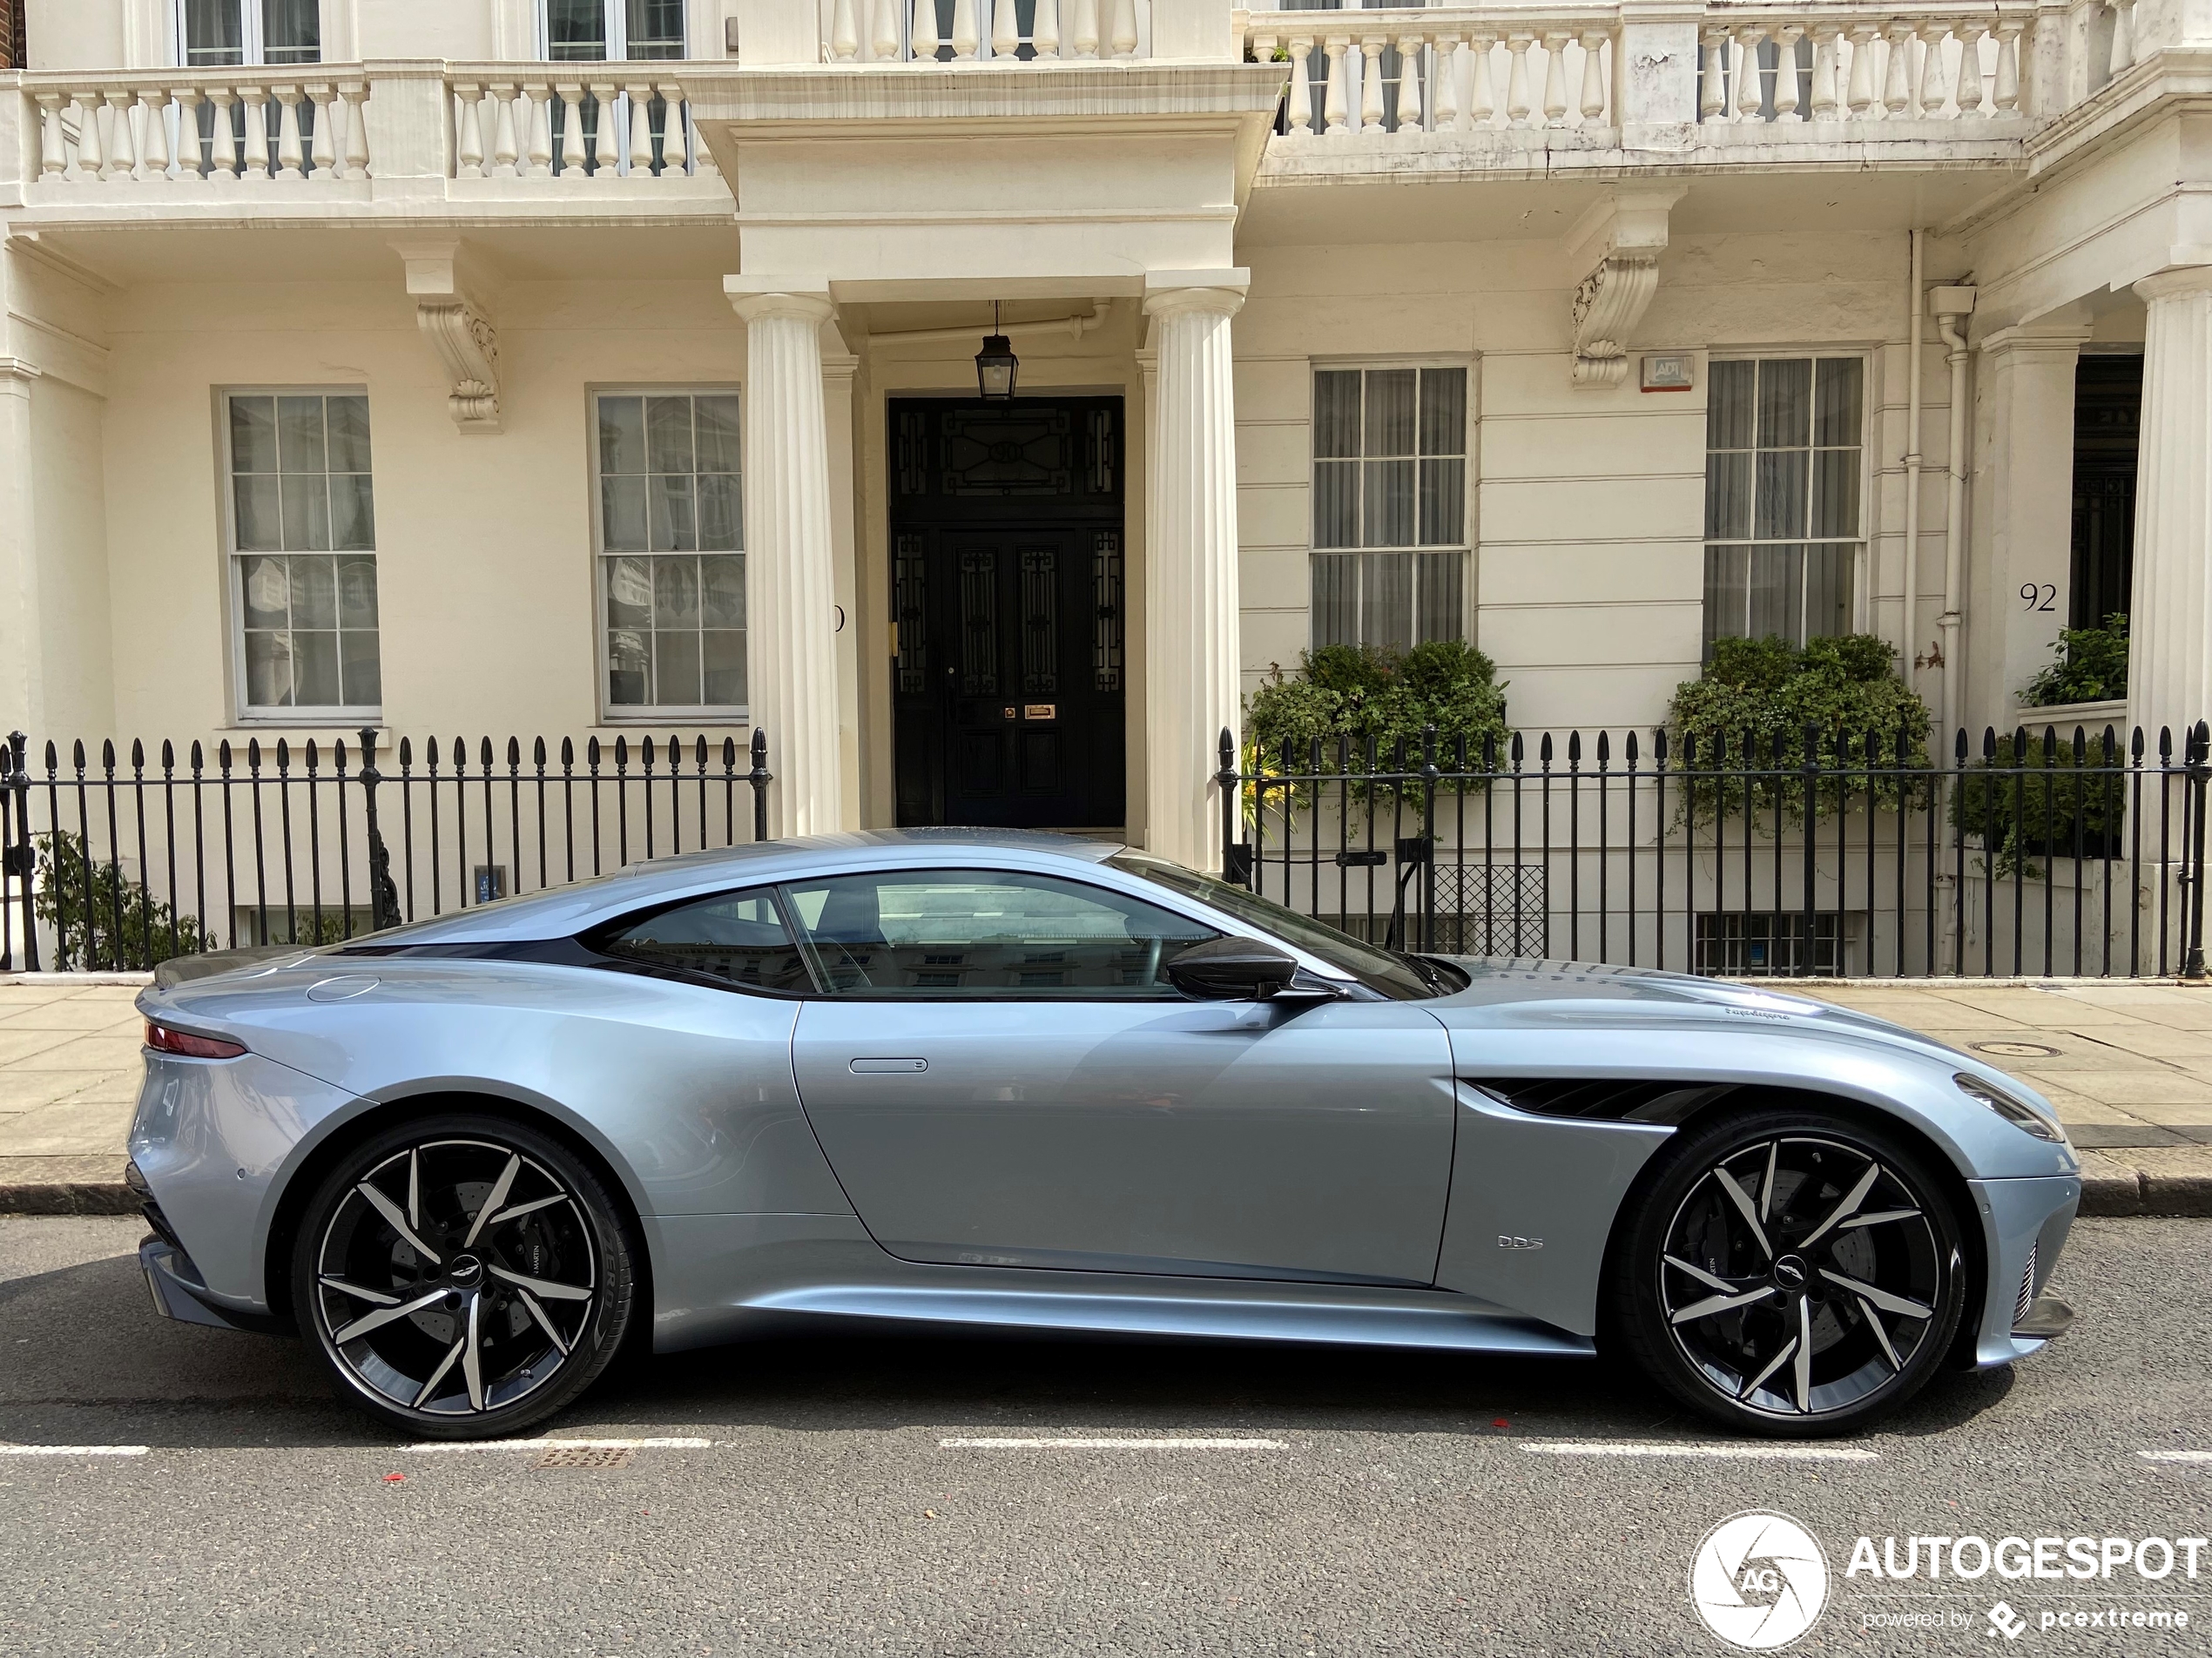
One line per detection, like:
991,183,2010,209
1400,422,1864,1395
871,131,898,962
448,1254,484,1288
1773,1254,1810,1290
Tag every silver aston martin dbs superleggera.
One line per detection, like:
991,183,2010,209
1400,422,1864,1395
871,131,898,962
127,830,2080,1439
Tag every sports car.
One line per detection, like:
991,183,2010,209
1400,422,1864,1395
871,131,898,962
127,830,2080,1439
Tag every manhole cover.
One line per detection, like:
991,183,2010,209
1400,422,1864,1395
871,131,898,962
1970,1041,2062,1059
532,1445,634,1471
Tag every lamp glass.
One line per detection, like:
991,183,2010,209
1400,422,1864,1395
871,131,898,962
975,334,1019,401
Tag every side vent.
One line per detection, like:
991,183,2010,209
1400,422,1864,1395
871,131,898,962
1467,1078,1737,1126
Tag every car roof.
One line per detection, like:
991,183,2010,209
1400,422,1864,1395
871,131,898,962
341,828,1129,947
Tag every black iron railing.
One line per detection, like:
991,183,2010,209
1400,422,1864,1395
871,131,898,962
1217,721,2212,981
0,728,773,973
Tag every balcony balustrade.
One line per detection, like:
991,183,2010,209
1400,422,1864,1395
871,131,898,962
821,0,1148,62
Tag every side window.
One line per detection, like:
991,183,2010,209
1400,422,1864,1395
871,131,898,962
779,869,1220,998
598,888,812,993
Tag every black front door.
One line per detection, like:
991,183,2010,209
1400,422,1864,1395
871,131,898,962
890,397,1126,830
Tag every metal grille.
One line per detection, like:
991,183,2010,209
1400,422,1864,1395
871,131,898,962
2015,1244,2039,1327
1432,864,1548,957
533,1444,634,1471
1695,912,1846,977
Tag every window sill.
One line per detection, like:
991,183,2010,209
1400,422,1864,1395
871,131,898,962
221,722,389,753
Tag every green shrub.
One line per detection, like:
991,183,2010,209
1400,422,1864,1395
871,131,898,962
33,831,211,971
1667,634,1932,824
1949,731,2127,879
2021,613,2128,708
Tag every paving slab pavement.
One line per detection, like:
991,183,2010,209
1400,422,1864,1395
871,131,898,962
3,970,2209,1217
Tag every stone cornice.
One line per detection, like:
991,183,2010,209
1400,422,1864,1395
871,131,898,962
679,63,1288,129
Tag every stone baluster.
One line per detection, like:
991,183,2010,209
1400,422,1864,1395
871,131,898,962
102,90,138,179
1577,31,1608,123
1733,28,1766,120
1393,33,1424,138
138,89,172,179
1108,0,1137,58
625,81,654,173
174,89,206,179
454,84,486,178
1467,34,1496,126
1506,34,1534,127
34,95,66,179
556,85,588,176
489,83,519,175
1699,30,1726,120
913,0,943,60
1883,24,1913,117
1846,26,1878,118
308,84,338,177
1957,26,1986,117
1069,0,1098,59
991,0,1018,58
1032,0,1059,58
590,83,621,174
526,85,554,176
1542,32,1569,125
1772,26,1802,120
1809,26,1841,119
869,0,900,61
1917,23,1950,117
1285,37,1316,137
673,85,713,176
830,0,860,61
949,0,979,60
276,86,307,179
339,80,370,179
71,93,105,180
207,88,238,179
1359,38,1386,134
1323,37,1350,135
1994,22,2024,114
724,281,846,837
240,86,272,179
2107,0,2135,80
1433,37,1461,132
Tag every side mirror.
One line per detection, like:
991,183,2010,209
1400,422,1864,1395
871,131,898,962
1166,937,1301,1001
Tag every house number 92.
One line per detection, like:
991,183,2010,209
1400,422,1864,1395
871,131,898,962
2021,583,2056,612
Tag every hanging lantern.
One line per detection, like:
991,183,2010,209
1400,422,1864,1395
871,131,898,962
974,301,1018,401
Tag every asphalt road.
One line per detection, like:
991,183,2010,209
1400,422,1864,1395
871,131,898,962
0,1217,2207,1658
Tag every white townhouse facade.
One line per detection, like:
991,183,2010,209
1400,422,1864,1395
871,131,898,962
3,0,2211,869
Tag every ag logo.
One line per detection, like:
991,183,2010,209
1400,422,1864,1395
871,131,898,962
1688,1511,1830,1650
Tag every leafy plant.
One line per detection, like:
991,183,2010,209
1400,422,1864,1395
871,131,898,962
1667,634,1932,825
2021,613,2128,708
1950,731,2127,879
33,831,211,971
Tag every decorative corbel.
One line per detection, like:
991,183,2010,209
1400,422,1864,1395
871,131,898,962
1565,185,1687,388
393,239,502,434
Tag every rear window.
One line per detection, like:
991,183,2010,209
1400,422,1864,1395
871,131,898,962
597,887,813,993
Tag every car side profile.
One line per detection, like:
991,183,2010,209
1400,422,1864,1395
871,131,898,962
127,830,2080,1439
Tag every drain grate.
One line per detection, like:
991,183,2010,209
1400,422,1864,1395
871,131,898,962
532,1444,635,1471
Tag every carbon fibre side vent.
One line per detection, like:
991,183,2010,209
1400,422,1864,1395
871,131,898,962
1467,1078,1736,1125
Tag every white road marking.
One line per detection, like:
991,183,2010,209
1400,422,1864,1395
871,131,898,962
0,1445,150,1457
1522,1441,1879,1461
941,1436,1288,1451
405,1436,713,1453
2138,1450,2212,1463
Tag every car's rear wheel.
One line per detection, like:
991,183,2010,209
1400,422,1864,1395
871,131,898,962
1611,1106,1967,1436
292,1114,634,1440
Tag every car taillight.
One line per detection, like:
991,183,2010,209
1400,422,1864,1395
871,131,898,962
145,1021,246,1060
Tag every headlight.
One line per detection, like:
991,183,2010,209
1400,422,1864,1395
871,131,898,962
1955,1073,2067,1143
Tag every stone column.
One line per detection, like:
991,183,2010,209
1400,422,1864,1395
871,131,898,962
2128,266,2212,745
725,277,844,838
1141,271,1247,873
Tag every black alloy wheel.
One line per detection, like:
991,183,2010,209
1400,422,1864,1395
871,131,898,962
293,1114,634,1439
1612,1108,1966,1435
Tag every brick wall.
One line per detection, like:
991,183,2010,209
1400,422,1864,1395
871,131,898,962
1,0,19,71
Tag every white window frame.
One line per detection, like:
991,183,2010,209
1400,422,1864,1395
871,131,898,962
1305,355,1478,653
172,0,320,65
217,384,382,727
536,0,690,60
589,384,749,725
1701,349,1876,651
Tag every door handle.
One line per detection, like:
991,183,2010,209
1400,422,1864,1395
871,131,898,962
849,1057,927,1074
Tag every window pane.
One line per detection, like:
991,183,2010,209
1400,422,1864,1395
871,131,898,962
290,555,337,629
602,889,811,992
244,629,292,706
1363,457,1415,548
1361,551,1413,653
1748,545,1804,643
262,0,320,62
1416,550,1463,643
234,475,282,552
280,475,332,551
1703,545,1747,656
653,557,700,627
547,0,609,58
241,556,289,629
1418,367,1467,456
602,475,648,551
293,629,341,705
1364,368,1417,457
1313,371,1361,459
700,556,745,630
337,556,378,630
605,556,653,627
781,869,1218,998
646,395,695,474
330,472,375,551
276,396,327,471
702,629,746,706
608,628,651,704
1811,448,1858,539
1313,460,1359,549
656,629,702,704
1707,360,1755,451
327,396,372,473
1806,543,1853,640
1312,553,1357,649
230,396,278,473
1418,456,1464,546
1812,358,1863,448
695,395,741,474
626,0,687,57
697,473,741,551
1755,359,1812,450
341,630,381,707
1753,449,1808,541
649,475,696,552
598,397,646,475
184,0,244,64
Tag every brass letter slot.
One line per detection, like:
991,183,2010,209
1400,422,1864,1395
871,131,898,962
1023,704,1057,721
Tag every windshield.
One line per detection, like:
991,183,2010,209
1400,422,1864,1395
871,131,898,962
1107,852,1452,1001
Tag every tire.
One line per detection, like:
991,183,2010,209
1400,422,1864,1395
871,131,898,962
1608,1105,1968,1437
292,1113,636,1440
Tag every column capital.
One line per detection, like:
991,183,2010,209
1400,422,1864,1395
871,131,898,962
1979,319,2095,358
725,276,837,326
1143,269,1250,320
2134,263,2212,304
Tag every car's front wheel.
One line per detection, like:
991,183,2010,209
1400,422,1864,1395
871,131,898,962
293,1113,635,1439
1611,1106,1968,1436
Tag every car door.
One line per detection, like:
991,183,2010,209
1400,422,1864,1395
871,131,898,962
785,864,1457,1285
